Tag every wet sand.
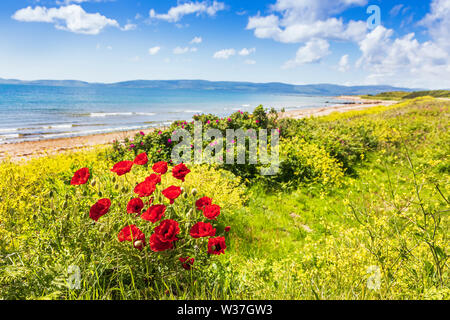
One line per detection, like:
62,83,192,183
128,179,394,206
0,96,396,162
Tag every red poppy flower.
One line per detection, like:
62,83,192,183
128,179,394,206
172,163,191,182
195,197,212,211
190,222,216,238
126,198,144,214
134,152,148,165
141,204,166,223
152,161,168,175
225,226,231,233
154,219,180,242
111,161,134,176
203,204,221,220
89,198,111,221
118,225,146,250
208,236,227,255
162,186,182,204
145,174,161,185
149,233,173,252
179,257,195,270
134,180,156,198
71,167,90,185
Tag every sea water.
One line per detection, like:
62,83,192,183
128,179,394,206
0,84,346,144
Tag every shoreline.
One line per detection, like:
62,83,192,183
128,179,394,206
0,97,397,162
279,97,397,119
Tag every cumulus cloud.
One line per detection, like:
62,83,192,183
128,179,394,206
353,0,450,88
338,54,350,72
419,0,450,50
190,36,203,44
148,46,161,55
12,5,120,35
357,25,450,88
173,47,190,54
246,0,368,43
239,48,256,56
283,39,330,69
121,23,137,31
150,1,225,23
213,48,236,59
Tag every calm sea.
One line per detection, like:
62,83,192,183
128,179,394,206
0,84,347,144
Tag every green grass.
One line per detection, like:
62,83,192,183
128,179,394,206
361,90,450,100
0,98,449,300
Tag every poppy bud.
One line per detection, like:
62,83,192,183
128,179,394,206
134,240,143,248
112,176,117,183
83,190,88,197
191,188,198,196
63,201,68,209
51,209,56,215
49,190,54,197
114,184,119,190
91,179,96,187
98,191,103,197
121,186,128,193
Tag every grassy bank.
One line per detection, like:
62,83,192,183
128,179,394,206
0,97,448,300
361,90,450,100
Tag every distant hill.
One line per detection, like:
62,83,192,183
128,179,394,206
0,78,419,96
361,90,450,100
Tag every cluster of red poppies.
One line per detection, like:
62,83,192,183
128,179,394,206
70,152,229,271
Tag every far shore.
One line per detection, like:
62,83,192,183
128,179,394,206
0,96,397,162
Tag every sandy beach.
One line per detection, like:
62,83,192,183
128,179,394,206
279,96,397,119
0,96,396,162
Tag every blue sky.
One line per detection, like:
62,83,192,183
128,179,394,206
0,0,448,89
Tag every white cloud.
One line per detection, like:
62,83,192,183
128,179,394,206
246,0,368,43
121,23,137,31
148,46,161,55
239,48,256,56
338,54,350,72
150,1,225,23
213,48,236,59
190,36,203,44
420,0,450,51
173,47,189,54
389,4,404,17
283,39,330,69
355,0,450,88
12,5,120,35
357,25,450,88
58,0,105,3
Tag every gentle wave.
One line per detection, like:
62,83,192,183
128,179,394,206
183,110,202,113
0,128,19,133
0,133,20,139
89,112,156,117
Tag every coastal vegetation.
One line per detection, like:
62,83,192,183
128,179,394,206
361,90,450,100
0,97,448,299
